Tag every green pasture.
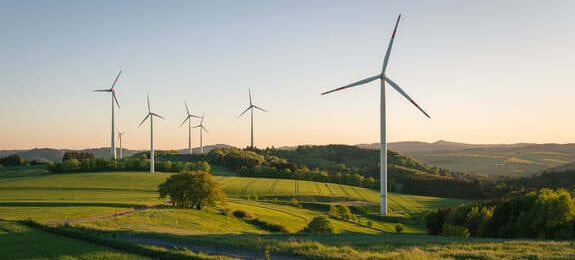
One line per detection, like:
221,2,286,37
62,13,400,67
0,220,149,259
410,148,574,176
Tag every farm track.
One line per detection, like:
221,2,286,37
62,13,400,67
45,202,169,225
121,235,299,260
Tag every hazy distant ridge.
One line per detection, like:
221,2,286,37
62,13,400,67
0,144,235,163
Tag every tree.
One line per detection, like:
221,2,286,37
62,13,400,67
158,171,225,209
0,154,25,166
302,216,335,234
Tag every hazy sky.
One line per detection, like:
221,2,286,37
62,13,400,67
1,0,574,150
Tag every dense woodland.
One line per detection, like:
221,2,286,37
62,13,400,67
426,188,575,239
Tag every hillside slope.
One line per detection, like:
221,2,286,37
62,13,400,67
364,141,575,176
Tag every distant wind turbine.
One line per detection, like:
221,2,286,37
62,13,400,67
239,89,267,150
93,70,122,159
138,94,165,173
180,102,201,155
192,114,208,155
118,131,125,160
321,15,430,215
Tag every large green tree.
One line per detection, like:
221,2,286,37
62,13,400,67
158,171,225,209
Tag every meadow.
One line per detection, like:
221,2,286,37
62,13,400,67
2,166,574,259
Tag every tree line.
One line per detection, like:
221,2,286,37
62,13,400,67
425,188,575,239
0,154,47,167
47,152,210,173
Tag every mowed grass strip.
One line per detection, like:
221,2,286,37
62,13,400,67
0,220,149,259
78,207,264,235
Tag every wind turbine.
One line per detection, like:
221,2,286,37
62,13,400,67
239,89,267,150
93,71,122,159
118,132,125,160
138,94,165,173
180,102,201,155
192,114,208,155
321,15,430,215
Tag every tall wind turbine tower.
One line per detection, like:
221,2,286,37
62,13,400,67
118,132,124,160
239,89,267,150
138,95,164,173
321,15,430,215
193,114,208,155
180,102,201,155
94,71,122,159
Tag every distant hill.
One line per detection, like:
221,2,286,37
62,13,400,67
361,141,575,176
0,144,235,163
265,144,484,198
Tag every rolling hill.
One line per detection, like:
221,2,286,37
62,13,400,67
361,141,575,176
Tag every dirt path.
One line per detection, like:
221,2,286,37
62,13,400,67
121,235,300,260
45,202,168,225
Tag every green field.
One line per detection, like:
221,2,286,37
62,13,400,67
409,149,575,176
0,220,149,259
2,166,573,259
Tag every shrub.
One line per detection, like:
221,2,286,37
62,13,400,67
233,210,254,219
441,224,470,237
395,224,404,233
302,216,336,234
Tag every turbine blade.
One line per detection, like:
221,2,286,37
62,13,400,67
382,14,401,74
238,106,251,117
151,113,165,119
190,114,202,118
93,89,112,92
185,102,190,115
253,105,267,112
201,125,209,134
111,70,122,90
138,114,150,128
180,116,190,127
147,94,151,113
321,74,380,95
249,89,252,106
113,92,120,109
385,77,431,119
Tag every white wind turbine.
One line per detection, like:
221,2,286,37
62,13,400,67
192,114,208,155
138,94,165,173
180,102,201,155
118,132,125,160
321,15,430,215
239,89,267,150
93,71,122,159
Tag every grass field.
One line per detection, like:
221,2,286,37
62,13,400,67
7,166,573,259
409,148,575,176
0,220,149,259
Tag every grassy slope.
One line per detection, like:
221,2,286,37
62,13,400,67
1,167,574,259
409,148,575,176
0,220,149,259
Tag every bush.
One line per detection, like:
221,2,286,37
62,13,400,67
395,224,404,233
233,210,254,219
302,216,335,234
441,224,470,237
252,218,289,233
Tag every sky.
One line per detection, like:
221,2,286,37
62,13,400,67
1,0,574,150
